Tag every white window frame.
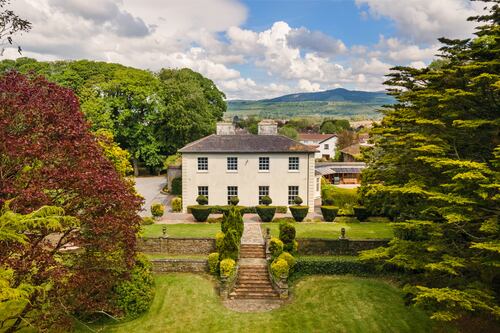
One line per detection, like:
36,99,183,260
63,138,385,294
288,186,299,205
227,157,238,172
198,186,209,202
259,157,270,172
288,157,299,171
197,157,208,171
227,186,238,204
258,186,269,205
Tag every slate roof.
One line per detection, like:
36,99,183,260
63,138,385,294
179,134,317,153
298,133,336,143
315,162,366,175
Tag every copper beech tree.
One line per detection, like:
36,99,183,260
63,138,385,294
0,71,143,330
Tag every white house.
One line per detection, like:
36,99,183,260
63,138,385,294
179,120,319,212
298,133,337,159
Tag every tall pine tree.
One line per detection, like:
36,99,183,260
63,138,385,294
360,0,500,324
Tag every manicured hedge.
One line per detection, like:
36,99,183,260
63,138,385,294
186,205,287,215
171,177,182,195
320,206,339,222
291,256,375,278
189,205,211,222
353,206,369,221
289,206,309,222
256,206,276,222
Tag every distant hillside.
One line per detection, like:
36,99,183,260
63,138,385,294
262,88,393,104
227,88,395,120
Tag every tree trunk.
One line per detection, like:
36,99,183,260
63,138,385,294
133,158,139,177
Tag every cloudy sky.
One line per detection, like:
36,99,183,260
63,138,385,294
3,0,486,99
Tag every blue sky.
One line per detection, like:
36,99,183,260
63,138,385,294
5,0,485,99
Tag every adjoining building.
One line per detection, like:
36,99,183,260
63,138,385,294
179,120,320,212
315,162,366,185
298,133,337,160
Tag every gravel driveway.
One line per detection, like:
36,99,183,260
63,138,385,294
134,176,170,217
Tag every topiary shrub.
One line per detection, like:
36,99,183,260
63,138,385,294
171,197,182,212
261,195,272,205
256,206,276,222
196,195,208,205
113,254,155,318
171,177,182,195
229,196,240,206
277,252,296,270
321,206,339,222
293,196,303,205
279,222,297,253
271,258,289,279
208,252,219,275
353,206,369,221
289,206,309,222
221,206,244,240
269,237,284,259
189,205,211,222
141,216,155,225
150,203,165,218
215,232,225,252
219,229,239,260
220,258,236,278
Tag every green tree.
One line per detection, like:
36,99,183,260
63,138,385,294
278,125,299,140
320,119,350,134
95,129,133,178
359,1,500,324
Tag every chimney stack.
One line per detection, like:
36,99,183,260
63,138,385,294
258,119,277,135
216,122,236,135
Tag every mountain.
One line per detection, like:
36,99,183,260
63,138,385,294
226,88,394,120
261,88,393,103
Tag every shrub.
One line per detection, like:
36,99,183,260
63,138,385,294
277,252,296,270
269,237,284,259
256,206,276,222
215,232,225,252
220,258,236,278
219,229,239,260
171,177,182,195
229,196,240,206
293,196,303,205
321,184,357,208
190,205,211,222
208,253,219,275
291,256,375,278
207,216,223,224
171,197,182,212
353,206,369,221
322,197,335,206
321,206,339,222
279,222,297,253
141,216,155,225
289,206,309,222
261,195,272,205
196,195,208,205
276,206,288,214
150,203,165,218
221,206,244,240
271,258,289,279
113,254,155,318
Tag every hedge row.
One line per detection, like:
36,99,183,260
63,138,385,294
187,205,287,215
290,256,375,279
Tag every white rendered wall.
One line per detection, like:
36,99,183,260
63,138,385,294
181,153,315,212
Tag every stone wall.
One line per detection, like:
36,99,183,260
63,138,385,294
297,238,389,255
138,237,215,254
151,259,208,273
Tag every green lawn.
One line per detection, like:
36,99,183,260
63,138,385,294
77,274,432,333
262,222,393,239
141,223,220,238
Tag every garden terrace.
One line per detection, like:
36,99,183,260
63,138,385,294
142,223,221,238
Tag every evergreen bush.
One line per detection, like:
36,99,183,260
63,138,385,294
353,206,369,221
261,195,272,205
171,197,182,212
277,252,296,270
215,232,225,252
196,195,208,205
150,203,165,218
289,206,309,222
219,229,239,260
189,205,211,222
271,258,289,279
291,256,374,278
208,253,219,275
293,196,303,205
219,258,236,278
229,196,239,206
171,177,182,195
221,206,244,240
320,206,339,222
269,237,284,259
256,206,276,222
279,222,297,253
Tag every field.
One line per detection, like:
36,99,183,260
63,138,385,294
76,274,433,333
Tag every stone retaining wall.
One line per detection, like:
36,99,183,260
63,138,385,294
138,237,215,254
151,259,208,273
297,238,389,255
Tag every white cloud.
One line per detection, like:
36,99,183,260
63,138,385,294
298,79,321,92
355,0,485,43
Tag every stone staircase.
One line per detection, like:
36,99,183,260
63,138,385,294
229,244,279,300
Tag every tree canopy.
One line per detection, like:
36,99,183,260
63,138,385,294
359,1,499,324
0,59,227,173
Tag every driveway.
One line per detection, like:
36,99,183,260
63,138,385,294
135,176,170,217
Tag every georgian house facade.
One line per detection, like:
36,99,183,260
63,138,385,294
179,120,318,212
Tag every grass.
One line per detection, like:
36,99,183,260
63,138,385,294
262,222,393,239
76,274,432,333
141,223,220,238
